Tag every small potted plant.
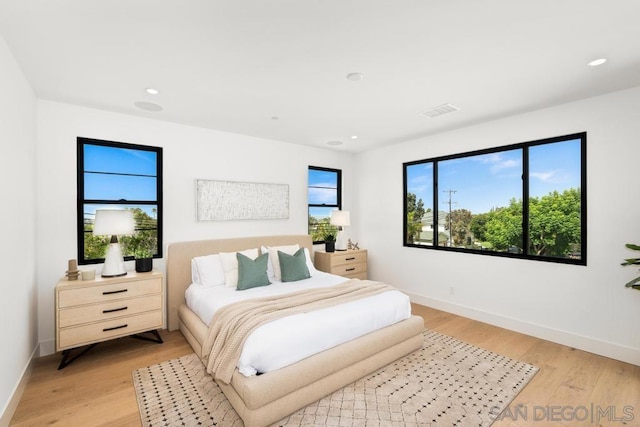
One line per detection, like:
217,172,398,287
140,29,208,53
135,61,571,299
134,247,154,273
621,243,640,289
324,227,337,253
128,235,155,273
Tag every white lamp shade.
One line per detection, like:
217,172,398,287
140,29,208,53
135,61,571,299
93,209,135,236
330,210,351,227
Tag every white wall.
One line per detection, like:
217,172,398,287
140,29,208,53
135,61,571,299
355,86,640,365
35,100,354,355
0,37,38,423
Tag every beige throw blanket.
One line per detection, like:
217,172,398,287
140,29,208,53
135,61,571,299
202,279,396,384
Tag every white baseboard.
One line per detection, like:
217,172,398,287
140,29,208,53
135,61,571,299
0,346,37,427
408,292,640,366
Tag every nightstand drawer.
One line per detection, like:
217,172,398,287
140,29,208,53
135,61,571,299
58,278,161,307
331,262,367,277
58,310,163,350
58,294,163,327
327,251,367,267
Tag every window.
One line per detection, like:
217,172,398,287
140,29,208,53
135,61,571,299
403,132,586,265
77,137,163,264
308,166,342,243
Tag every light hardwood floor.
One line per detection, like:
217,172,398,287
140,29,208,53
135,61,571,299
9,304,640,426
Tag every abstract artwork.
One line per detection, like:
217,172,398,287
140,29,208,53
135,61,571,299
196,179,289,221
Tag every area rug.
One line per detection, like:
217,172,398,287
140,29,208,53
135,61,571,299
132,330,538,426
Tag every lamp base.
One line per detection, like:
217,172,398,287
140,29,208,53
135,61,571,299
335,230,348,251
101,271,128,278
101,241,127,277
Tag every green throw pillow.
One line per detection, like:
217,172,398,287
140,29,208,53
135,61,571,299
279,248,310,282
236,252,271,290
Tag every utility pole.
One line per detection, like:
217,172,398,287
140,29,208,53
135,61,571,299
443,189,456,247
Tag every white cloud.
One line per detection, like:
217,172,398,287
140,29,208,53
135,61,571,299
475,153,519,174
491,158,518,173
531,170,559,183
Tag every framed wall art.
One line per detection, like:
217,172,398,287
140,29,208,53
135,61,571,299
196,179,289,221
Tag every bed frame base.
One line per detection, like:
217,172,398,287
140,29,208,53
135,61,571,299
167,235,425,427
179,304,424,427
219,333,423,427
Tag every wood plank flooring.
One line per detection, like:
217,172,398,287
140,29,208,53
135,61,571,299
9,304,640,426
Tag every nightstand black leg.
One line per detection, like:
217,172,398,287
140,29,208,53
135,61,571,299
131,329,164,344
57,330,162,370
58,344,98,370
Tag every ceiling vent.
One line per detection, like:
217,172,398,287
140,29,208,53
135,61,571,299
420,103,460,118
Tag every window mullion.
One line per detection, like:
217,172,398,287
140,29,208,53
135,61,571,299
433,161,439,247
522,147,530,256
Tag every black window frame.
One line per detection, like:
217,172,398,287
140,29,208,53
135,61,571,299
308,166,342,244
77,137,163,265
403,132,587,266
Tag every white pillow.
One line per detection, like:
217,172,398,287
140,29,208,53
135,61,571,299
219,248,260,288
191,254,225,287
303,248,318,276
261,245,317,279
261,244,299,280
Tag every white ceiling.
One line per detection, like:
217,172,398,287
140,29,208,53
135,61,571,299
1,1,639,152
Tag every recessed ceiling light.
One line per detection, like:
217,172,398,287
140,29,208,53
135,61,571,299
351,135,358,140
327,140,343,146
145,88,159,95
134,101,163,112
588,58,607,67
346,72,364,81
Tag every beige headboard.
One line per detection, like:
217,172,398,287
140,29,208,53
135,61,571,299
166,234,313,331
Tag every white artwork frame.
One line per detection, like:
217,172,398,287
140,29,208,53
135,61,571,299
196,179,289,221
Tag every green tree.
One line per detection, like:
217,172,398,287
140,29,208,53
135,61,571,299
406,193,426,243
469,211,491,243
484,200,523,252
121,208,158,257
84,233,110,260
446,209,473,247
529,188,581,257
309,216,334,242
479,188,581,258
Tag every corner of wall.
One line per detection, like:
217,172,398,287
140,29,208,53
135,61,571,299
38,339,55,358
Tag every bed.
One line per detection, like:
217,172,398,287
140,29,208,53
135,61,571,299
166,235,424,427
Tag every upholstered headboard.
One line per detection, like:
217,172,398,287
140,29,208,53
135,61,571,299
166,234,313,331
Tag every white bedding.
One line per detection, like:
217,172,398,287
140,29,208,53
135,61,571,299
185,271,411,377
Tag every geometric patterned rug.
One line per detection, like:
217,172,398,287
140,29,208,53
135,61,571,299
132,330,538,426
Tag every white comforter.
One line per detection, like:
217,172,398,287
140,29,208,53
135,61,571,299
185,271,411,377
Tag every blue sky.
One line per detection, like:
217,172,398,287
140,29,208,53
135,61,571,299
84,145,157,201
308,169,339,219
83,144,158,219
406,138,581,214
308,169,338,205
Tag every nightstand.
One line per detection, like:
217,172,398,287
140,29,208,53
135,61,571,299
314,249,367,280
55,270,164,369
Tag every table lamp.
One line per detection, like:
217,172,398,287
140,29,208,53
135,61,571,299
93,209,135,277
330,210,351,251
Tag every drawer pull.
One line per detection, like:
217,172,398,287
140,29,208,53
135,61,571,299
345,257,356,261
103,289,128,295
103,306,128,314
103,324,128,332
346,267,356,272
